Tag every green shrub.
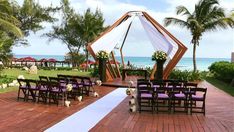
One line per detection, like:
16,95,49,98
0,75,14,84
169,69,207,81
90,66,99,77
209,61,234,83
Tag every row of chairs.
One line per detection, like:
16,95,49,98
17,75,94,105
137,79,207,115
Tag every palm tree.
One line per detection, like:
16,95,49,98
0,0,22,37
78,8,105,70
164,0,234,71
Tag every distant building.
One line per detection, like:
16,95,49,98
232,52,234,62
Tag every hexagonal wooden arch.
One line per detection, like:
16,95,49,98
87,11,187,82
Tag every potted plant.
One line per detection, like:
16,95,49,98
152,51,167,80
96,50,109,82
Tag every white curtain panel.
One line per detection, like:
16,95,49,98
139,15,176,59
91,15,135,54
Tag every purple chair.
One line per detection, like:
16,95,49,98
17,79,28,101
38,80,50,103
48,81,64,105
155,87,172,113
189,88,207,115
26,79,39,102
171,87,189,113
82,77,94,96
137,81,154,113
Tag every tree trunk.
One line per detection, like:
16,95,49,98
86,49,89,71
193,42,197,72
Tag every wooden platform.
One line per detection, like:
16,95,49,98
0,81,233,131
102,76,142,88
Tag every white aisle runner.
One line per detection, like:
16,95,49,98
46,88,127,132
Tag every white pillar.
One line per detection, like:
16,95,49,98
232,52,234,62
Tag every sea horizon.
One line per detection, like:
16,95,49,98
14,54,231,71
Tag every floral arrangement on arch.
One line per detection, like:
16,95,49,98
96,50,109,60
152,51,167,61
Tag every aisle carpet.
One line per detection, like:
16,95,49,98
46,88,127,132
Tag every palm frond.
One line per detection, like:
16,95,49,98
204,17,234,31
164,17,189,28
0,18,23,37
176,6,192,17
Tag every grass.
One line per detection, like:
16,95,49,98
206,77,234,96
1,68,90,80
0,68,90,93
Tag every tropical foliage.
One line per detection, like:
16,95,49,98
164,0,234,71
0,0,22,37
12,0,58,45
169,69,208,81
45,0,106,68
209,61,234,83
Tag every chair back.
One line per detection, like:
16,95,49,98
150,79,166,88
27,79,38,89
82,76,93,86
17,79,28,87
38,80,50,91
39,76,49,82
49,77,60,82
184,82,198,88
137,81,152,93
190,87,207,99
49,81,61,92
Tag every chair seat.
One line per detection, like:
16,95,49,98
141,93,153,98
192,95,204,100
158,93,169,99
19,86,27,89
29,86,38,90
39,87,48,91
174,93,186,98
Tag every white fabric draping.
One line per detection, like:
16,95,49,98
91,15,135,54
139,15,177,59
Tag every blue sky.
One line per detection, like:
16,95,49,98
13,0,234,58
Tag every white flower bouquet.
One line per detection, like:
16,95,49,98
152,51,167,61
96,50,109,60
66,84,73,91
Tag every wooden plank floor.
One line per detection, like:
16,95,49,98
90,81,234,132
0,86,114,132
0,81,233,132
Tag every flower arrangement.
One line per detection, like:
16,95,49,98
95,80,102,86
96,50,109,60
66,84,73,91
152,51,167,61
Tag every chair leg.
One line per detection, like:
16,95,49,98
17,89,21,101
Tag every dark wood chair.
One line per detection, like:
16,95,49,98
48,81,64,105
154,87,172,113
26,79,39,102
171,87,189,113
39,76,49,82
17,79,29,101
38,80,50,103
82,77,94,96
137,81,154,113
189,87,207,115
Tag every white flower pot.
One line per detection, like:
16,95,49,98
65,100,71,107
2,84,7,89
130,105,137,112
93,92,99,97
77,96,82,102
129,98,136,105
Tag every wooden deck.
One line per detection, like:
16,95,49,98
0,81,233,131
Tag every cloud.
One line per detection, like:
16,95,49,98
13,0,234,58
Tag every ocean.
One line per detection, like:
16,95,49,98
15,55,230,71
